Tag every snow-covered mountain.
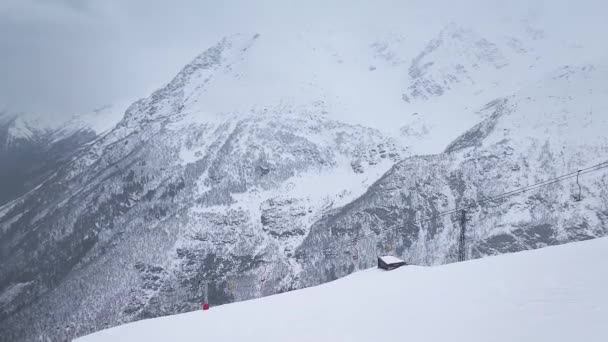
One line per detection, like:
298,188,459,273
53,103,129,141
76,237,608,342
1,1,607,341
297,64,608,286
0,36,406,340
1,104,125,146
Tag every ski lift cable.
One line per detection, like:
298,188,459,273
576,170,582,201
198,161,608,286
309,160,608,254
369,161,606,249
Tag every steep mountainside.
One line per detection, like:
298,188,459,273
297,65,608,285
0,35,403,341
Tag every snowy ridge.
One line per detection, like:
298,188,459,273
77,237,608,342
0,112,54,145
53,102,129,141
0,104,124,148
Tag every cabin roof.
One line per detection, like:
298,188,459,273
379,255,405,264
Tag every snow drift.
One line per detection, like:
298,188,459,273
78,237,608,342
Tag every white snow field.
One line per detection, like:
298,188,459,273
77,237,608,342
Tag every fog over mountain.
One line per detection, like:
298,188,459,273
1,0,606,117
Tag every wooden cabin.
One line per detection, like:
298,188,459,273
377,255,407,270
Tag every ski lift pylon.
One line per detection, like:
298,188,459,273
574,170,583,202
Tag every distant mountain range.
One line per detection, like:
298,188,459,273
0,105,125,206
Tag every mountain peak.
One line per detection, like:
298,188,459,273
121,34,261,126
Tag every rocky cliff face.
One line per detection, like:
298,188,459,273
297,65,608,285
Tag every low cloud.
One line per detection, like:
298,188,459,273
0,0,255,117
1,0,606,119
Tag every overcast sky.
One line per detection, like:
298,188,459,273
1,0,606,119
0,0,393,118
0,0,265,117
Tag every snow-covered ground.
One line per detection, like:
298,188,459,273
77,238,608,342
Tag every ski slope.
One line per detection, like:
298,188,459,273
77,238,608,342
